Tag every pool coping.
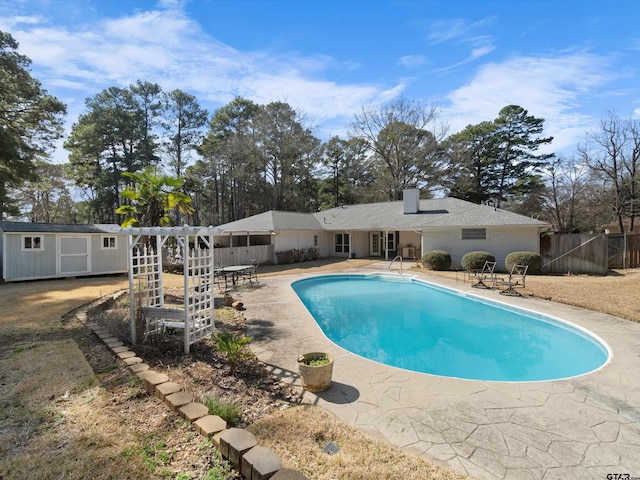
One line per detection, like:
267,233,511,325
238,263,640,480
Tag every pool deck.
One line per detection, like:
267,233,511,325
236,263,640,480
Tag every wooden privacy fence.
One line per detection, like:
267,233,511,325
541,232,640,274
608,233,640,268
541,234,608,274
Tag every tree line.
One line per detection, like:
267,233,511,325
2,29,639,233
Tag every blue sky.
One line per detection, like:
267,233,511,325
2,0,639,163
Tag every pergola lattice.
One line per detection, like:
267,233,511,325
121,225,222,353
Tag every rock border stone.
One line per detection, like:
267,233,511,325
76,292,308,480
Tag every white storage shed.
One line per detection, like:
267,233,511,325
0,221,127,282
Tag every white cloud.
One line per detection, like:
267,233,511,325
427,17,496,47
398,54,428,68
428,18,473,44
424,17,496,72
470,45,495,60
6,15,46,25
7,2,625,164
443,53,614,152
5,3,397,147
156,0,187,9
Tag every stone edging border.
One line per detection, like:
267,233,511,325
74,292,308,480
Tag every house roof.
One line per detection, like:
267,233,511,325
215,197,550,234
215,210,323,233
313,197,549,231
0,221,121,234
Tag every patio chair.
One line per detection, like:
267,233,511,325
497,264,528,296
241,259,259,285
469,260,497,289
214,263,229,291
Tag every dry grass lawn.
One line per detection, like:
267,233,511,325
0,261,638,480
0,276,213,480
419,266,640,323
248,405,467,480
526,270,640,322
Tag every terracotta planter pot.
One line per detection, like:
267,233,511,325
297,352,334,392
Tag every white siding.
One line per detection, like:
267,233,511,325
421,226,541,271
272,230,354,259
1,232,127,282
316,231,332,257
275,231,320,252
91,235,127,273
3,233,57,280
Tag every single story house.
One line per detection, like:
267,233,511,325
0,221,128,282
214,189,551,271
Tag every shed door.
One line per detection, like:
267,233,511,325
58,236,90,275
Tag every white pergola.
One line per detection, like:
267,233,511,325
120,225,222,354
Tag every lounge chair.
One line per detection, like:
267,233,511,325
497,264,528,296
469,260,497,289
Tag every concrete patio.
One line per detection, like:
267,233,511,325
236,262,640,480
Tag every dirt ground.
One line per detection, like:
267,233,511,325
1,260,639,479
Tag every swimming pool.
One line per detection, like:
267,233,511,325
291,274,610,382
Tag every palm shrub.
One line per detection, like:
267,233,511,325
421,250,451,270
115,167,194,227
461,251,495,270
212,331,253,372
505,252,542,274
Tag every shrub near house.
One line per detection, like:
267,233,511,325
505,252,542,274
421,250,452,271
461,251,496,270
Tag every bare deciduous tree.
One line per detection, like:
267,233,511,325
580,112,640,232
350,97,446,200
541,157,596,232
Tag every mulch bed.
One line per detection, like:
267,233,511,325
90,288,301,428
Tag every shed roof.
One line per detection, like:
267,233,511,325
0,221,121,234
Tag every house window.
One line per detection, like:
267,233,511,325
23,235,43,251
334,233,350,254
313,235,318,247
461,228,487,240
102,236,117,249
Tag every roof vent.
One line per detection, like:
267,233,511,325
403,188,420,214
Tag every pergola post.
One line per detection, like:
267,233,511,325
127,234,136,345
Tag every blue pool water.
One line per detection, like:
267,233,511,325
291,274,610,382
